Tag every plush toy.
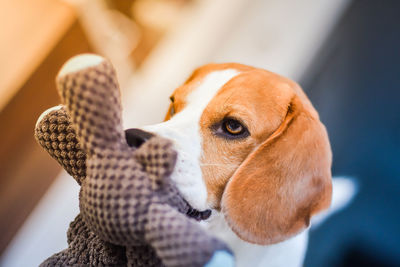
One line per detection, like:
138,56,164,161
34,54,234,267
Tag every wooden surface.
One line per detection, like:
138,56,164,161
0,0,92,254
0,0,76,111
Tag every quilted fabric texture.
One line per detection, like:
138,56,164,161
40,214,127,266
35,55,231,267
35,106,85,185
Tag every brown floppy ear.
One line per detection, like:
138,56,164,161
221,96,332,245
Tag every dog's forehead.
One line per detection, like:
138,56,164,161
174,63,299,105
172,63,254,104
171,63,317,125
207,67,318,120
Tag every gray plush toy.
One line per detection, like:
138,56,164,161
34,54,234,267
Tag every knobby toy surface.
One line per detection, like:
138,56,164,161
34,54,234,267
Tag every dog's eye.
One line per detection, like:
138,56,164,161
214,118,249,139
224,119,244,135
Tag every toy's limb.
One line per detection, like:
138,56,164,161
40,214,126,267
35,105,86,185
125,245,164,267
56,54,125,156
145,204,234,267
133,138,191,214
133,137,177,189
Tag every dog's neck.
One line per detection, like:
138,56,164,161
202,211,309,267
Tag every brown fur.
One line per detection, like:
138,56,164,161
165,63,332,245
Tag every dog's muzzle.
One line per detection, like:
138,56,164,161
124,128,212,221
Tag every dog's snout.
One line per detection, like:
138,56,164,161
125,128,154,148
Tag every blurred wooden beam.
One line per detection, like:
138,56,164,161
0,0,92,254
0,0,76,111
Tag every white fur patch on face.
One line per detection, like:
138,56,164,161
141,69,239,210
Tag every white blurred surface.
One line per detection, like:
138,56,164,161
213,0,350,80
0,0,350,266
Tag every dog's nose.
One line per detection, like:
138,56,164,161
125,128,154,148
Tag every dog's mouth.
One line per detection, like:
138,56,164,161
186,205,212,221
125,130,212,221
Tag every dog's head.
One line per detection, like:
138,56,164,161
139,63,332,245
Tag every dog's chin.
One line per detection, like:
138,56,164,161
170,159,214,222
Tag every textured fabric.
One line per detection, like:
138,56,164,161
35,107,85,185
35,56,232,267
40,214,127,267
145,204,227,267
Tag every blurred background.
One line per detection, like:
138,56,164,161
0,0,399,266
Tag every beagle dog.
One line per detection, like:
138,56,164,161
134,63,333,267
